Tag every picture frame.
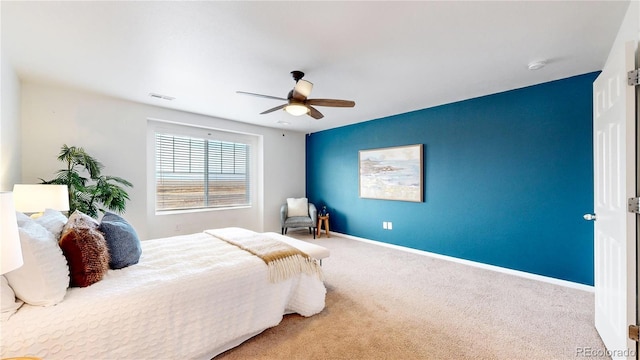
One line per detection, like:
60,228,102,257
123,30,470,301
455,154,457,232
359,144,423,202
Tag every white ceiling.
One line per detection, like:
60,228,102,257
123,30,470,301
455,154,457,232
1,1,630,133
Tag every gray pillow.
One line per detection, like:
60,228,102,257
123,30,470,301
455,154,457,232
98,212,142,269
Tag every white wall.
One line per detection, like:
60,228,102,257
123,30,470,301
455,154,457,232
604,0,639,57
20,82,306,240
0,55,21,191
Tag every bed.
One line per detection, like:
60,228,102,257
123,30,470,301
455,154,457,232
1,215,329,360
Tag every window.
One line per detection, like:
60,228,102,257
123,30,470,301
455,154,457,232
155,132,252,212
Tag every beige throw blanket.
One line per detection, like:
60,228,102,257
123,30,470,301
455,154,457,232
205,228,323,283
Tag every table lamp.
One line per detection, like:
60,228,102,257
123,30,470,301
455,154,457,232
12,184,70,218
1,192,24,274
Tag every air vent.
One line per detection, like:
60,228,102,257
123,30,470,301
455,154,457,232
149,93,175,101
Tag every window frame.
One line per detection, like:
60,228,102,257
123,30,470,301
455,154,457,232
149,120,259,215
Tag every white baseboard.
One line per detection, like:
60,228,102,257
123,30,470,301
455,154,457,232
335,232,594,293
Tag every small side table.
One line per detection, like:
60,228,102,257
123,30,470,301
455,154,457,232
317,214,330,238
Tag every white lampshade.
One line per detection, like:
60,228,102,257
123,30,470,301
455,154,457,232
1,192,23,274
13,184,70,213
284,103,309,116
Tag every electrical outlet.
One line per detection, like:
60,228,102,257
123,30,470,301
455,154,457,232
388,222,393,230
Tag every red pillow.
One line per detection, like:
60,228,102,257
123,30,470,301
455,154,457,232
58,211,110,287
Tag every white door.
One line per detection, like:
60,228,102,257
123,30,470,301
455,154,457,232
593,41,637,359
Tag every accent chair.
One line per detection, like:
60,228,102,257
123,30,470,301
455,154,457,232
280,198,317,239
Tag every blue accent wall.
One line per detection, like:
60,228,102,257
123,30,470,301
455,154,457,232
306,72,597,285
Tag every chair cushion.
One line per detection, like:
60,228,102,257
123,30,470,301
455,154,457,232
287,198,309,217
284,216,314,228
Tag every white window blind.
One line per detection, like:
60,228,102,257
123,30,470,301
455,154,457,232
155,132,251,211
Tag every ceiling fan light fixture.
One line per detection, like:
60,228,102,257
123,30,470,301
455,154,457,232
295,80,313,98
238,70,353,120
284,103,309,116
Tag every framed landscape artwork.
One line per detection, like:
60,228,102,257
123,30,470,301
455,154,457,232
359,144,423,202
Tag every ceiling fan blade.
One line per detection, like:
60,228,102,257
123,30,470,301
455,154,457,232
236,91,287,101
292,80,313,100
307,105,324,119
306,99,355,107
260,104,287,114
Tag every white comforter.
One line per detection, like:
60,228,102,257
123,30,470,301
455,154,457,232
1,228,326,360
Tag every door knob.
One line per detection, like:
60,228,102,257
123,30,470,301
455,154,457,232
583,214,597,221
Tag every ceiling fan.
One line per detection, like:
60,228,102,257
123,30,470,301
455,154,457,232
237,70,355,120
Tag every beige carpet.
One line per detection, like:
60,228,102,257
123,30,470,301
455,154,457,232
215,230,608,360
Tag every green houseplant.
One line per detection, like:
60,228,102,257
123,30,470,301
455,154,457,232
41,144,133,218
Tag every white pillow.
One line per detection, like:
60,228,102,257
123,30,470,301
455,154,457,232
15,211,31,226
34,208,68,239
1,275,23,322
5,220,69,306
287,198,309,217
